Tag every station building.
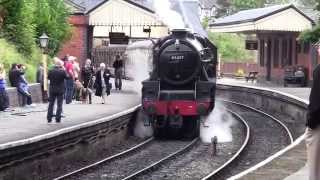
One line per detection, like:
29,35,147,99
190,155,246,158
61,0,169,66
209,4,316,84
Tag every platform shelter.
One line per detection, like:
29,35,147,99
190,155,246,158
60,0,168,66
209,4,315,83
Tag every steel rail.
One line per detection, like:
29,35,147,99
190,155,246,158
220,99,294,144
201,108,251,180
53,137,154,180
121,138,199,180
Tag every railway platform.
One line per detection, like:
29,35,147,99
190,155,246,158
0,80,140,146
218,78,309,180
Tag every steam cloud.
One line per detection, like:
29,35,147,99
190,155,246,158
126,41,154,138
153,0,186,29
200,103,234,143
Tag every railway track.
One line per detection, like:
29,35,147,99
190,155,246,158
203,100,294,180
136,108,250,180
54,138,198,180
54,100,294,180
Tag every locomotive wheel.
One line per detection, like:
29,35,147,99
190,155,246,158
183,116,200,139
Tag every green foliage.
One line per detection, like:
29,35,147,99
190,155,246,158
0,0,71,82
231,0,289,11
1,0,37,55
0,38,41,83
202,17,210,29
35,0,71,56
0,0,71,56
299,25,320,43
208,32,254,62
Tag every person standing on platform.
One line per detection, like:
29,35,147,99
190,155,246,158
81,59,95,104
306,64,320,180
94,63,111,104
36,63,46,102
64,56,75,104
0,63,10,111
47,58,68,123
113,55,123,90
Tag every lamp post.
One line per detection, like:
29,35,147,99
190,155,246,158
39,33,49,101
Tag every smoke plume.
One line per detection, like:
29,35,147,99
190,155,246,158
200,103,234,143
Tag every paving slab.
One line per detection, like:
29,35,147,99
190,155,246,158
217,78,310,180
0,80,140,145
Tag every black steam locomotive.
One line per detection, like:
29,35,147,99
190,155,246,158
142,29,217,138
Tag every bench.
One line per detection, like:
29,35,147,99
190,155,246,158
245,71,258,82
6,84,42,107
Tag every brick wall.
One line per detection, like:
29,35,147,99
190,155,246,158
58,15,88,66
7,84,42,107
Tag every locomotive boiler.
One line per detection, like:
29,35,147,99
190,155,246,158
142,29,217,138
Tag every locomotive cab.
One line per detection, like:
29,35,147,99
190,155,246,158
142,29,217,139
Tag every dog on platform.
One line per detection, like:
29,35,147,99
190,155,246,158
75,79,90,104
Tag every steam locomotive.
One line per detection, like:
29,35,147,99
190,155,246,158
142,29,217,138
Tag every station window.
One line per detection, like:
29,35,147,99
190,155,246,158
274,39,279,68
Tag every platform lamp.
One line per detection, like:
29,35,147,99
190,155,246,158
39,33,49,102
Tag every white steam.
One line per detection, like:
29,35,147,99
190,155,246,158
125,41,153,92
153,0,185,29
200,104,234,143
126,41,154,138
133,110,154,139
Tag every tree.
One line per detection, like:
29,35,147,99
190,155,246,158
231,0,289,11
1,0,37,55
215,0,232,18
35,0,71,56
0,0,71,57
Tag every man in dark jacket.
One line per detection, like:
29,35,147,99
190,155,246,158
306,64,320,180
113,55,123,90
47,58,68,123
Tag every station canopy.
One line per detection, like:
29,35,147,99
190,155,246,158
209,4,315,33
87,0,164,26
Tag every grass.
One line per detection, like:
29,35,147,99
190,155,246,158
0,38,41,84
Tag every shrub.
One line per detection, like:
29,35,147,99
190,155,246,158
208,32,255,62
0,38,41,84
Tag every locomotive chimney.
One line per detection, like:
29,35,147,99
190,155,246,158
171,29,189,38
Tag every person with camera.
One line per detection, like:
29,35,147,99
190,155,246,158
8,63,35,107
47,58,68,123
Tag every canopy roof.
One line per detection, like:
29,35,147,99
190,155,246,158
87,0,162,26
209,4,314,33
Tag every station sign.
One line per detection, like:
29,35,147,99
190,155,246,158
246,40,258,50
109,32,129,45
